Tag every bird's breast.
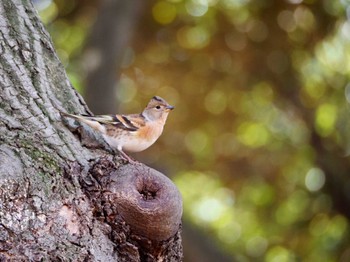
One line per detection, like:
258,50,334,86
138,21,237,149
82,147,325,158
121,122,163,152
137,122,163,142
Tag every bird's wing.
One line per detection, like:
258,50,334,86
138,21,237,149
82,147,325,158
92,114,143,131
60,112,143,132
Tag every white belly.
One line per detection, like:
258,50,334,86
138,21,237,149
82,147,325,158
122,138,156,152
102,129,160,153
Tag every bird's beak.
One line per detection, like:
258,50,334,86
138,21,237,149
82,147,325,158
166,105,175,111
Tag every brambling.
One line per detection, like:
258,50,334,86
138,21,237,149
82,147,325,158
60,96,174,162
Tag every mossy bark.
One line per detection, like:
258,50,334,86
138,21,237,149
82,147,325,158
0,0,182,261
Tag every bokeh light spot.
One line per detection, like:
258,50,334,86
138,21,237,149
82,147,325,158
265,246,295,262
248,183,275,206
204,89,227,115
323,0,344,16
220,0,249,9
186,1,208,17
33,0,52,10
277,10,296,32
185,129,209,154
316,40,346,73
328,215,348,241
275,190,310,225
225,32,247,51
237,122,270,148
294,6,315,32
303,82,326,102
37,0,58,23
195,197,225,222
247,20,269,42
152,1,177,25
309,213,330,236
145,45,170,64
246,236,268,257
217,222,242,244
341,21,350,40
116,75,137,103
305,167,326,192
315,103,337,137
251,82,274,105
177,26,210,49
287,0,303,4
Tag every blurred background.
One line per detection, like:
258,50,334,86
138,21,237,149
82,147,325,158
34,0,350,261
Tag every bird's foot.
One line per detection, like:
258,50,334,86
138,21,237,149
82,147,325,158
118,150,136,164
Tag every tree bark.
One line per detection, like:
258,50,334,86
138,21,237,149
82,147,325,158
0,1,182,261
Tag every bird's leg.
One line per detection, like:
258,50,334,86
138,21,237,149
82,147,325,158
118,149,136,163
105,145,135,163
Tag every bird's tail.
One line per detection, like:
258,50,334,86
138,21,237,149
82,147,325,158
59,111,106,133
59,111,87,121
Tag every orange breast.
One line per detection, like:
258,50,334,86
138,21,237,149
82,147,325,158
137,123,163,142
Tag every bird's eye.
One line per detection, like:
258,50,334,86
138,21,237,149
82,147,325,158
155,105,161,109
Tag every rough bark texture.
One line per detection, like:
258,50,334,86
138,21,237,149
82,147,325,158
0,0,183,261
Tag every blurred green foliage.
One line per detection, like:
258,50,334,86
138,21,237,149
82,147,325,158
36,0,350,261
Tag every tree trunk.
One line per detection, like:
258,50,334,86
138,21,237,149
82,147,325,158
83,0,145,114
0,1,183,261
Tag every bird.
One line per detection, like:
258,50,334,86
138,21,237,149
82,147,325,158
60,96,175,162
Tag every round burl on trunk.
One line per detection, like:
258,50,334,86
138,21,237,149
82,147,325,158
81,156,183,260
108,164,183,241
85,157,183,241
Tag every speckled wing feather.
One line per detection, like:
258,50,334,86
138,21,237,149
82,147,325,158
86,114,143,132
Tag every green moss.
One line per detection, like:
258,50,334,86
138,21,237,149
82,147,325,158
21,139,61,175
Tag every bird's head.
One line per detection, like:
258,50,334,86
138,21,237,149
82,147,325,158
142,96,174,121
